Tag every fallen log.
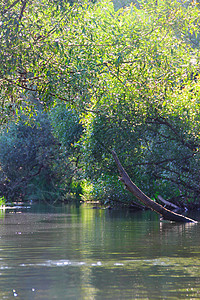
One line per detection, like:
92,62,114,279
112,150,197,223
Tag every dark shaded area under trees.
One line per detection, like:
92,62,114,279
0,108,82,203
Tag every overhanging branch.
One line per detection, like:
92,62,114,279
112,150,197,223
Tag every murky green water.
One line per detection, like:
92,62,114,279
0,205,199,299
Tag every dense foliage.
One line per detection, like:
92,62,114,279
0,108,82,202
0,0,200,207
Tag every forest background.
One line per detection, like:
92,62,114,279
0,0,200,209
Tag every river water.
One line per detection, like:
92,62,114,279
0,205,199,299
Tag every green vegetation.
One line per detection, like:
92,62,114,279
0,0,200,208
0,105,83,203
0,196,6,207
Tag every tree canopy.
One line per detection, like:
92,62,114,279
0,0,200,206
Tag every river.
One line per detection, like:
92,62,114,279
0,205,199,299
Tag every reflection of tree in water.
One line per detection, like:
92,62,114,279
88,220,199,299
0,207,199,298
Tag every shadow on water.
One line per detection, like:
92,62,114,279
0,205,199,299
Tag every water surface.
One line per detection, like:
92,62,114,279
0,205,199,299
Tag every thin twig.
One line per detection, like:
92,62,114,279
3,0,21,13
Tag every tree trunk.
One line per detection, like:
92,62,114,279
112,150,197,223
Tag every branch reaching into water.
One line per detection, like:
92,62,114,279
112,150,197,223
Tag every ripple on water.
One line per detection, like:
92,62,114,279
18,256,200,271
20,260,86,267
19,260,106,268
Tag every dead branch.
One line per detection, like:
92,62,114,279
112,150,197,223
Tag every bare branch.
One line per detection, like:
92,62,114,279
18,0,28,23
3,0,21,13
112,150,197,223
